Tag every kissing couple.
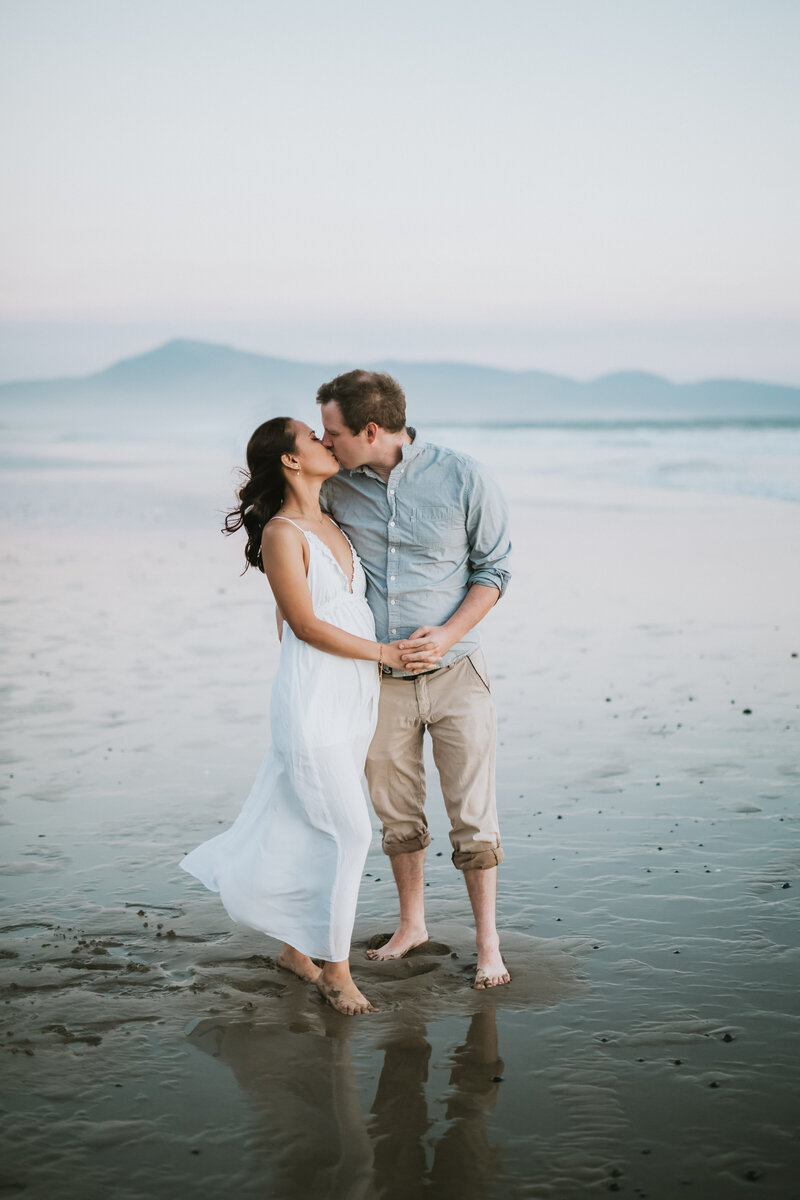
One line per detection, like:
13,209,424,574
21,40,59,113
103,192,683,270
181,369,512,1014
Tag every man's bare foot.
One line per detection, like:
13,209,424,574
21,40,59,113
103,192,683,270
365,924,429,961
276,944,322,983
473,944,511,989
317,975,377,1015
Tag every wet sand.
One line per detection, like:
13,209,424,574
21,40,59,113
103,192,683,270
1,430,799,1198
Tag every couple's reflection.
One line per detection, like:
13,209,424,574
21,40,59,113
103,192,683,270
189,1000,503,1199
370,1008,503,1199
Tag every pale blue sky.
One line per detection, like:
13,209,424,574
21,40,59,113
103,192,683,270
1,0,798,381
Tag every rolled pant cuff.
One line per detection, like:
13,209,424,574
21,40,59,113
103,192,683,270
452,845,504,872
382,831,432,856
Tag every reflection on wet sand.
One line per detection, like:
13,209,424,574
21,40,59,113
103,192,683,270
189,998,373,1199
371,1010,504,1200
428,1010,504,1199
189,1004,504,1198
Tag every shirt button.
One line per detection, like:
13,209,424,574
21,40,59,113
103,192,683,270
389,521,395,527
390,547,396,553
391,628,397,634
390,599,396,605
390,575,396,581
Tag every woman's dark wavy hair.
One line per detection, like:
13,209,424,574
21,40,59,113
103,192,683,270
223,417,296,572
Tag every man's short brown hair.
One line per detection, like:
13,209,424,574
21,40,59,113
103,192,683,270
316,369,406,434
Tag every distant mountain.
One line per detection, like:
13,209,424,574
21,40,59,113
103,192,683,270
1,338,799,435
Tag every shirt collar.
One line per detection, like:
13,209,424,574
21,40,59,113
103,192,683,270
350,426,424,477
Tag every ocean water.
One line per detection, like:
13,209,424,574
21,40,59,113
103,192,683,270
1,420,799,536
423,422,800,505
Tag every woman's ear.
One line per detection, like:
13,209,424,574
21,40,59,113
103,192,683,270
280,452,299,472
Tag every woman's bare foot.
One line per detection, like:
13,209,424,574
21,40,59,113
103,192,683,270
473,943,511,989
276,944,322,983
317,963,377,1015
365,923,429,961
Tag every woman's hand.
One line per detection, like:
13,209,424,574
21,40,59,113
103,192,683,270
381,639,441,673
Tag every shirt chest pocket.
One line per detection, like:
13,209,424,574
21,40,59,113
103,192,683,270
411,506,466,551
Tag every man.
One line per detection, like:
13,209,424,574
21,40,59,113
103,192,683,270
318,369,511,989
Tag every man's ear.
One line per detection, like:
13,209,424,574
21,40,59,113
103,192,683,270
364,422,379,444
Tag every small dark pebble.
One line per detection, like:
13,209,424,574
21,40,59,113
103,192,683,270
436,852,443,856
166,930,177,939
190,1149,200,1155
137,910,145,917
742,708,752,715
491,1075,503,1083
782,882,791,889
673,950,681,954
709,1081,720,1088
641,1148,652,1155
742,1169,764,1181
722,1033,734,1042
673,1059,682,1065
610,1169,622,1178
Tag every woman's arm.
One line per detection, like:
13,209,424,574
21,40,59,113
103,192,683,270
261,522,428,669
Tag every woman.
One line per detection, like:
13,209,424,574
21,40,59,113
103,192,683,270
181,417,430,1015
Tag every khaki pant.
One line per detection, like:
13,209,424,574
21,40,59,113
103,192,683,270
365,649,503,871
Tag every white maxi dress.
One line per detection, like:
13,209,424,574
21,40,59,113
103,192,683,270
180,518,380,962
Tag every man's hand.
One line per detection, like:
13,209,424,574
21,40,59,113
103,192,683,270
400,625,458,670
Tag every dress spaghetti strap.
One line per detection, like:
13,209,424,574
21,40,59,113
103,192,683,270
271,516,309,535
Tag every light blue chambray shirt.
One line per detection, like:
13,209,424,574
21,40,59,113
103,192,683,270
321,431,512,677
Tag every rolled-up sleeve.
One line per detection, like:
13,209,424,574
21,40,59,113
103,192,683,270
465,463,512,597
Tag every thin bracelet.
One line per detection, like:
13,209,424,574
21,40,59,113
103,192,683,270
377,643,384,679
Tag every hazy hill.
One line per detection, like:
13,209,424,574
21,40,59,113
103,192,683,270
1,339,799,438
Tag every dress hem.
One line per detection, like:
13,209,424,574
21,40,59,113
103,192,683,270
179,861,348,963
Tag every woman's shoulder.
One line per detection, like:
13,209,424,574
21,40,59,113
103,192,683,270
261,517,309,556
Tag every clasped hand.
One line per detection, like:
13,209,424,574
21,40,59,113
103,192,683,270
381,625,457,674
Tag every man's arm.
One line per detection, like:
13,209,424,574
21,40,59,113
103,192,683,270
400,461,511,668
400,583,499,666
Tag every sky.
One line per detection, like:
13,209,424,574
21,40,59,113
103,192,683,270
1,0,798,383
